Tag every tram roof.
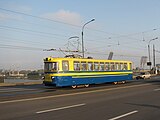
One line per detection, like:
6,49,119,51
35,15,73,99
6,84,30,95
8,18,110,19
44,57,132,63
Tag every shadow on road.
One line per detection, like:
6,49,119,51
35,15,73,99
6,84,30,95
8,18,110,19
145,78,160,87
126,103,160,110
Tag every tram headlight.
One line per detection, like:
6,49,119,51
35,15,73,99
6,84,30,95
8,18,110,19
51,76,55,80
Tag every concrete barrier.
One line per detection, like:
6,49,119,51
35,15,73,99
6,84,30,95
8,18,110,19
0,76,4,83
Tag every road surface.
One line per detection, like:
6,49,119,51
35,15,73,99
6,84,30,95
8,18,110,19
0,76,160,120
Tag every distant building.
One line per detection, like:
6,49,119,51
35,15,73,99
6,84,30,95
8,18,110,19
9,71,25,77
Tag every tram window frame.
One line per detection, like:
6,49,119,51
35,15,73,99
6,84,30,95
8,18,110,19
74,61,80,71
110,62,115,70
119,63,124,70
123,63,128,70
94,62,99,71
115,63,119,70
62,60,69,71
99,62,105,71
44,62,58,71
88,62,94,71
105,62,110,71
129,63,132,70
81,61,87,71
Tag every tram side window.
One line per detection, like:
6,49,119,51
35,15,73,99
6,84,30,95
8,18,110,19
100,62,104,71
94,62,99,71
62,61,69,71
105,62,110,71
52,62,58,71
110,62,115,70
74,61,80,71
88,62,93,71
119,63,124,70
81,62,87,71
115,63,119,70
123,63,128,70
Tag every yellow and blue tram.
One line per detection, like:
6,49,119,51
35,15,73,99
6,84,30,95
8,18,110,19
43,57,133,88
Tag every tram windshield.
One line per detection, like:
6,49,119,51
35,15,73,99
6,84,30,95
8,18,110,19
44,62,58,71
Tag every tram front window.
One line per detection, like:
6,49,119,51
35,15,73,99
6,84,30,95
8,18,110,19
44,62,58,71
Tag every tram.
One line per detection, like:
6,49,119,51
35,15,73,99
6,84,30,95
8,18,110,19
43,57,133,88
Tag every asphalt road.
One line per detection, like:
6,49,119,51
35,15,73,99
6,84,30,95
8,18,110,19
0,76,160,120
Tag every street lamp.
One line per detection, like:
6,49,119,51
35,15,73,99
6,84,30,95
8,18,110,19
148,37,158,70
82,19,95,58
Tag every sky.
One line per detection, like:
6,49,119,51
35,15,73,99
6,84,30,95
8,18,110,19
0,0,160,70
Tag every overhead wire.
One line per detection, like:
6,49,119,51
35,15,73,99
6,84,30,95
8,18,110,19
0,35,62,48
0,43,43,51
0,7,81,28
0,7,160,59
0,15,76,33
0,7,159,42
0,25,69,38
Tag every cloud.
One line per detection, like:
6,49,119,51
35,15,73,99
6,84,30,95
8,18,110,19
0,13,10,21
43,10,82,26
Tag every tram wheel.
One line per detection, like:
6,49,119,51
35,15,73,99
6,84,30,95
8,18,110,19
84,84,89,87
122,81,126,84
114,82,118,85
72,85,77,89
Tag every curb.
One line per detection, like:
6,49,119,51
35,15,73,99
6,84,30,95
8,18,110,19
0,81,43,87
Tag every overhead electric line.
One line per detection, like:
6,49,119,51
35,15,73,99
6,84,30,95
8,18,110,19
0,7,159,40
1,7,160,60
0,43,159,59
0,25,69,38
0,35,63,47
0,44,43,51
0,7,81,28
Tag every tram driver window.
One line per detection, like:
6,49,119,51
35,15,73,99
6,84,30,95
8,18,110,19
45,62,58,71
62,61,69,71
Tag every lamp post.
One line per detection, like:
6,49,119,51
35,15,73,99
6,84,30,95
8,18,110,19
82,19,95,58
148,37,158,70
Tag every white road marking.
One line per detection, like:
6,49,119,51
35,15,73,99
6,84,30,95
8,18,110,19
0,83,150,104
108,110,138,120
36,103,86,114
154,88,160,91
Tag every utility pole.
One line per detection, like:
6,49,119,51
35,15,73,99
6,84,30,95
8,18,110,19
153,44,157,74
153,44,156,67
147,37,158,70
148,44,151,69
